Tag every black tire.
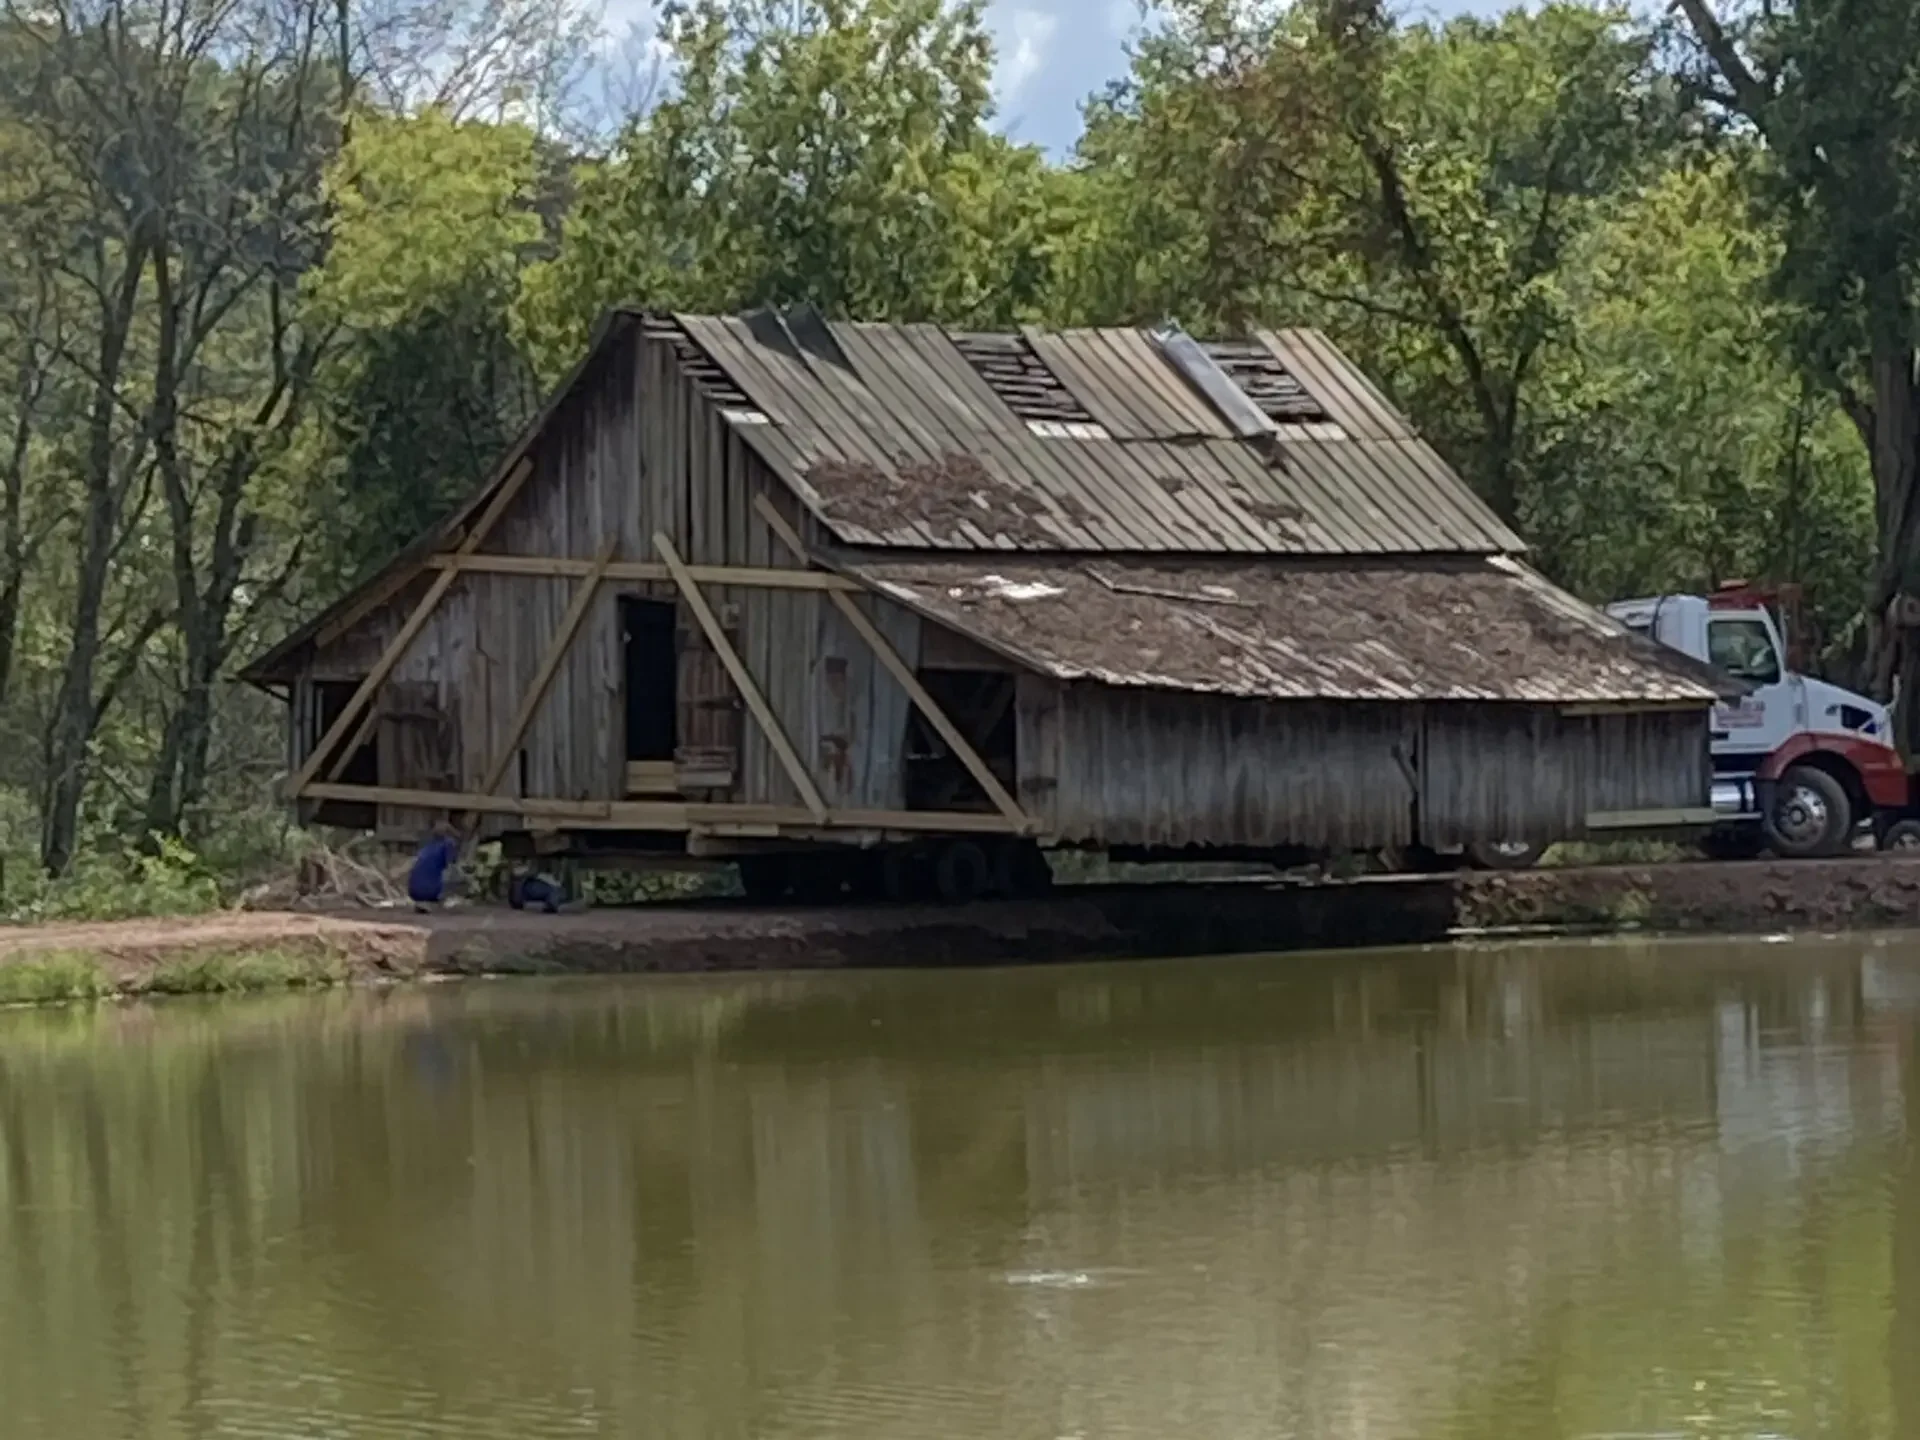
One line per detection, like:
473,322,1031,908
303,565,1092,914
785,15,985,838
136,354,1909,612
934,839,992,904
1883,818,1920,854
1764,764,1852,859
1466,838,1545,871
736,854,790,903
991,839,1053,898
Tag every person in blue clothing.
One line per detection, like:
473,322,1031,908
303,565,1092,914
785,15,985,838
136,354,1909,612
508,867,565,914
407,823,461,911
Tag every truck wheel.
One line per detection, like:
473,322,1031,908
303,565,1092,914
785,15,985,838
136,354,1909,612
1883,819,1920,853
1764,765,1852,859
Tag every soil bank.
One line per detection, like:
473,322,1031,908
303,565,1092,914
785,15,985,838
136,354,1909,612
3,855,1920,998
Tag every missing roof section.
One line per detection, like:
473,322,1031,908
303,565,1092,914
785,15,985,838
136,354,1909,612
1201,338,1329,424
951,332,1110,438
640,314,764,421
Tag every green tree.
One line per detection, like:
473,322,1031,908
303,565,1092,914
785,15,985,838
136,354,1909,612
1674,0,1920,729
302,109,547,587
1055,0,1671,523
1528,159,1873,645
516,0,1062,377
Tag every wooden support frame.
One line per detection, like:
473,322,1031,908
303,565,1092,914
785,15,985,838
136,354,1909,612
285,457,536,799
317,458,535,648
475,539,618,799
299,782,1023,835
423,553,861,591
753,495,1030,829
653,529,829,823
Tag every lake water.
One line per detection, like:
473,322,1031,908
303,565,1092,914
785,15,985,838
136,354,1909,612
1,935,1917,1439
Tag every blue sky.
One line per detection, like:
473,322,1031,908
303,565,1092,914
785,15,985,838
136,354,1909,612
597,0,1504,157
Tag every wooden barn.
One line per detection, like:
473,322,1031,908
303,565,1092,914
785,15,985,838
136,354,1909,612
243,308,1724,898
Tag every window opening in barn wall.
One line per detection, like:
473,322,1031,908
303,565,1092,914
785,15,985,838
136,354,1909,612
904,669,1018,812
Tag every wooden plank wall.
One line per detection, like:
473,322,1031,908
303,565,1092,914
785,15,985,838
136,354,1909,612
289,325,925,824
1044,689,1709,852
1046,688,1419,850
1419,706,1708,847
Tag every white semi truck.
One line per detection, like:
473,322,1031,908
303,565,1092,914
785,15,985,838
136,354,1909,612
1606,586,1919,857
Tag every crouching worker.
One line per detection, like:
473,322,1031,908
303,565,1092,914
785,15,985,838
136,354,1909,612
408,823,462,912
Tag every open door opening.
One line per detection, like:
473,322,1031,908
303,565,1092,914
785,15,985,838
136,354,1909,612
905,669,1017,811
308,679,379,828
623,597,679,795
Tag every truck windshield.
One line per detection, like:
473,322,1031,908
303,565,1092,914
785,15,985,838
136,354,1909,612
1708,617,1781,684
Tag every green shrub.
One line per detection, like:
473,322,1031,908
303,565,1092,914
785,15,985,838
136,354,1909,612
0,953,113,1005
5,837,224,923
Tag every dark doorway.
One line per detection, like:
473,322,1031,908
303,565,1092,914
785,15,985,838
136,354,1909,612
905,669,1017,811
623,597,679,761
309,679,379,827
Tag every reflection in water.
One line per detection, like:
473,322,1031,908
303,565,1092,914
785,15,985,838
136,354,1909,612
0,934,1915,1439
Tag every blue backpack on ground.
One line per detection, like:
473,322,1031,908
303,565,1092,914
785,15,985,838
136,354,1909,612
509,872,564,914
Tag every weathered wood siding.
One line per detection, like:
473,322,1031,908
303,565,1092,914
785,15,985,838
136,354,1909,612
289,327,923,830
1037,686,1419,850
1030,686,1708,851
285,319,1708,851
1418,705,1708,847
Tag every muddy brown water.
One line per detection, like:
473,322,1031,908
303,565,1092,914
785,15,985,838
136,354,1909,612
2,935,1917,1439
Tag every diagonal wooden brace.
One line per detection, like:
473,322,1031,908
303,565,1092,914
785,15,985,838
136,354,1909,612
654,530,829,823
752,494,1030,830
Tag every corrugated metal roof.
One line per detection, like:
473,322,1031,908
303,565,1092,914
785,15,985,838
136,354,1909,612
674,313,1523,556
844,555,1730,705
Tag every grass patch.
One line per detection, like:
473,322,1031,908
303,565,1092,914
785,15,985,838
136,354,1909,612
140,947,349,995
0,952,113,1005
0,944,351,1006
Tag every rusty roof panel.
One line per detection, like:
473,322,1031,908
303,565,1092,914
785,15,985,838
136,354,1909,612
845,555,1731,705
680,312,1526,556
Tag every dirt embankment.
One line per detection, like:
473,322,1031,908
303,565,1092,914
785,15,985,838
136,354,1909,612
4,854,1920,1000
1456,854,1920,935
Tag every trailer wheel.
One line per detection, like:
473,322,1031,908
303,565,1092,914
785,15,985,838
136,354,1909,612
1466,839,1545,871
1765,765,1852,859
1883,819,1920,853
934,840,992,904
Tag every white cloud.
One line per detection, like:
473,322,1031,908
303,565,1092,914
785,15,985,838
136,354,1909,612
990,4,1062,108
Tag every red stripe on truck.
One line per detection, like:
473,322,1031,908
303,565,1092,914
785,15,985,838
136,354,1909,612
1758,733,1912,808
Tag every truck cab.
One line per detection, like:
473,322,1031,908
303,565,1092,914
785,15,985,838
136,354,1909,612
1606,589,1911,857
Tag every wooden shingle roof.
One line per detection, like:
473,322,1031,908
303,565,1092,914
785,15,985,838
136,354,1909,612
660,311,1524,556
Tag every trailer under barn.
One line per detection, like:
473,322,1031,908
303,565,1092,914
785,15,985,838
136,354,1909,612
243,308,1726,898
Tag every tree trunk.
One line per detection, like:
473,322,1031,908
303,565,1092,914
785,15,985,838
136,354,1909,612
40,240,148,875
0,355,37,710
1859,345,1920,755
